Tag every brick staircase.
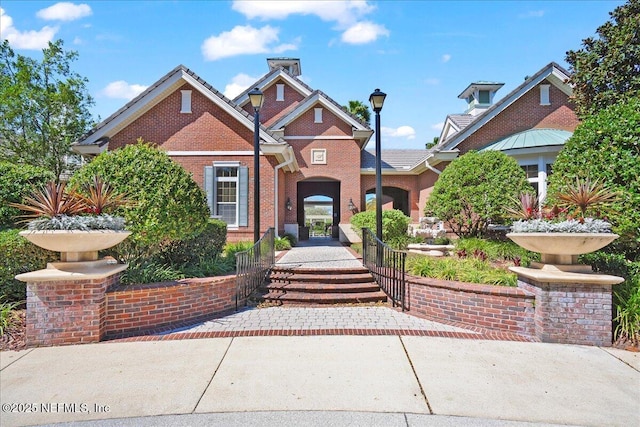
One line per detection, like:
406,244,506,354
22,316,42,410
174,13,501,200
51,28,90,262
263,266,387,305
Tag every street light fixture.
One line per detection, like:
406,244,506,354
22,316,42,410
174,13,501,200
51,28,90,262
249,87,264,243
369,88,386,241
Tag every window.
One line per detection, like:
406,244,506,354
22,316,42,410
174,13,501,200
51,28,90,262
540,84,550,105
314,108,323,123
478,90,490,104
521,164,539,179
276,84,284,101
546,163,553,176
204,164,248,227
180,90,192,113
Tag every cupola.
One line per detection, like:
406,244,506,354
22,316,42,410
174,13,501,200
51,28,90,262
458,81,504,116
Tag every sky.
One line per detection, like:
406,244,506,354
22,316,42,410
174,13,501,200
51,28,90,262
0,0,624,150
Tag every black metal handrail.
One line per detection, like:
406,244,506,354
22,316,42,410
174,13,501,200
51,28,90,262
362,228,407,311
235,228,275,310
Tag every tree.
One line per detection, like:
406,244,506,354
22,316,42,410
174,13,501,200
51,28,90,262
0,39,94,181
548,98,640,257
69,141,211,261
425,151,531,238
566,0,640,118
0,161,54,229
426,136,439,149
345,100,371,125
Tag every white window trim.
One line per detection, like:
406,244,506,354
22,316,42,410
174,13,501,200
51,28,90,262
540,84,551,106
181,90,192,113
276,84,284,101
314,107,323,123
214,162,240,227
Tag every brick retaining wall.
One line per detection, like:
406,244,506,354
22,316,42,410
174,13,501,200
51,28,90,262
104,275,238,339
406,275,536,337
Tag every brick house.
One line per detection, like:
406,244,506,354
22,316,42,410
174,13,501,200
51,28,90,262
74,59,577,242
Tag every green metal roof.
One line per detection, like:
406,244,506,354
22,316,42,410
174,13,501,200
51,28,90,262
481,128,572,152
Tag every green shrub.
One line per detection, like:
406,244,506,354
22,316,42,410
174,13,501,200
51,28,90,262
281,232,297,247
69,141,211,261
274,236,292,251
350,209,410,248
407,254,517,287
580,251,640,343
454,238,539,267
154,219,227,267
0,296,23,335
120,260,186,285
0,161,53,229
549,98,640,257
425,151,531,238
223,241,255,270
0,229,57,302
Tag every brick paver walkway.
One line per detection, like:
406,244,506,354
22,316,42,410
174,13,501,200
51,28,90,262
163,306,478,335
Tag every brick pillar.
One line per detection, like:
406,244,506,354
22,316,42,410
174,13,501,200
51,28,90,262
518,280,614,346
17,260,126,347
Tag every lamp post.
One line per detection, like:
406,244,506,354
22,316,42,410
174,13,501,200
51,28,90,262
249,87,264,243
369,88,386,241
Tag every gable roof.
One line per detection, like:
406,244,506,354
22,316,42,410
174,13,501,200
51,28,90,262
233,66,314,107
74,65,285,149
438,62,572,151
268,90,373,145
361,149,432,175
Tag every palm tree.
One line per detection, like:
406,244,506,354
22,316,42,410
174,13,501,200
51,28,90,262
345,100,371,126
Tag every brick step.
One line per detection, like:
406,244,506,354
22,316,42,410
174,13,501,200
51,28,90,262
263,290,388,305
269,272,375,284
266,281,380,294
270,266,369,275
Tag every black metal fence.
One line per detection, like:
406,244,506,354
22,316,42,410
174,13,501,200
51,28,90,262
362,228,407,311
235,228,275,310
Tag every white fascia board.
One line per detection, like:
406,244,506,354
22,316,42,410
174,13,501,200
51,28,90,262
360,168,419,176
270,93,367,131
425,150,459,167
498,145,563,157
440,67,557,151
72,144,108,156
235,71,312,107
549,68,573,96
166,151,255,156
260,143,299,172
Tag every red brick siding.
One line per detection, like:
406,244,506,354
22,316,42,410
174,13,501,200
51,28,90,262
105,275,237,338
361,175,422,222
243,78,306,125
407,275,536,336
519,280,612,346
282,108,362,226
25,274,120,347
458,81,579,154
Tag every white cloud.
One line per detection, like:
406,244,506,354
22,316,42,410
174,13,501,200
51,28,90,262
100,80,148,100
341,21,389,45
431,122,445,132
232,0,386,45
519,10,545,19
1,8,58,50
37,2,92,21
382,126,416,140
224,73,260,99
441,54,451,63
232,0,374,26
201,25,298,61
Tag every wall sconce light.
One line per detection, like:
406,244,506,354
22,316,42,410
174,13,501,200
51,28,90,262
285,197,292,211
348,198,357,213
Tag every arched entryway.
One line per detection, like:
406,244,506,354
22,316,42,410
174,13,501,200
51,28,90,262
365,186,409,216
297,178,340,239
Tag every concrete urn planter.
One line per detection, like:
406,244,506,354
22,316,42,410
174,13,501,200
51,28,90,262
506,232,618,265
19,229,131,262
